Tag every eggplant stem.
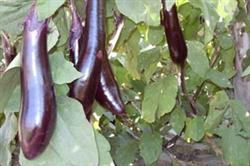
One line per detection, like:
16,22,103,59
161,0,166,10
180,64,197,116
118,115,141,139
107,12,124,55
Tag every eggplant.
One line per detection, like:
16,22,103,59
68,0,125,116
69,0,103,119
19,4,56,159
1,31,16,66
96,52,125,115
160,4,187,66
161,3,197,115
95,0,125,115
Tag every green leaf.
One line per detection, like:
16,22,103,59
0,54,21,113
186,67,203,91
187,41,209,78
216,128,250,166
0,68,20,113
212,0,237,27
112,65,130,86
4,85,21,114
142,76,178,123
147,27,164,46
53,7,70,47
218,34,234,50
221,48,236,78
126,32,141,77
205,91,229,133
139,131,162,165
95,131,114,166
74,0,85,19
209,91,229,110
37,0,66,20
180,3,202,40
0,113,18,166
138,47,161,83
242,65,250,77
185,116,205,141
122,30,141,79
0,1,31,36
110,133,138,166
231,100,250,136
106,0,118,17
115,0,161,26
155,75,178,119
205,69,232,88
47,21,59,51
189,0,219,43
20,96,99,166
170,107,186,134
49,52,82,84
116,18,136,49
204,23,213,43
55,84,70,96
177,0,188,6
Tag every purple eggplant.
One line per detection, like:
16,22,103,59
68,0,103,119
95,52,125,115
19,4,56,159
1,31,16,66
68,0,125,117
160,3,187,66
95,0,125,115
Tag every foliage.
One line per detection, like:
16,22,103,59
19,96,99,166
0,0,249,166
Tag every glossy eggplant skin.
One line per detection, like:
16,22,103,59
95,0,125,115
68,0,125,116
69,0,103,119
161,4,187,66
1,31,16,66
19,5,56,159
96,53,125,115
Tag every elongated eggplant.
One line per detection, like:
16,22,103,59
160,3,187,66
96,52,125,115
1,31,16,66
161,2,197,115
19,4,56,159
68,0,125,116
69,0,103,119
95,0,125,115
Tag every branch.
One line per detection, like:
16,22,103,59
107,12,124,55
193,81,206,101
204,136,223,156
161,0,166,10
11,135,20,166
117,115,141,140
193,46,221,101
180,64,197,116
210,46,221,67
